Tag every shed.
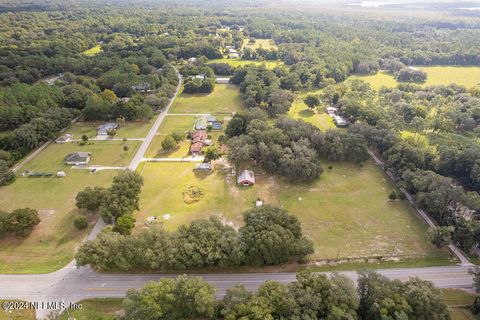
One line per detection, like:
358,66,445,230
56,134,71,144
334,115,348,127
65,152,91,165
56,171,66,177
237,170,255,186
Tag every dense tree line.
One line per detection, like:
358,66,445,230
226,112,369,183
76,205,314,271
120,271,449,320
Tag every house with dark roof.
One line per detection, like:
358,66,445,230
237,170,255,186
65,152,91,165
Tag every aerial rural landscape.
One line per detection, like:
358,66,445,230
1,0,480,319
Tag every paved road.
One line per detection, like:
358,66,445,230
0,265,475,319
128,71,183,170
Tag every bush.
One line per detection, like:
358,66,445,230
123,145,129,151
6,208,40,237
73,216,89,230
388,191,397,200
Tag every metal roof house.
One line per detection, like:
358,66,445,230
195,117,208,130
97,123,118,135
56,134,71,144
334,115,348,127
237,170,255,186
65,152,91,165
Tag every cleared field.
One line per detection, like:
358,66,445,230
59,298,123,320
288,91,336,131
207,58,283,69
243,38,277,50
20,140,140,170
0,170,116,273
419,66,480,88
0,137,141,272
442,289,478,320
279,159,447,260
136,162,270,231
67,120,153,139
170,84,244,115
136,160,445,262
347,66,480,90
82,44,102,56
146,116,195,158
0,300,36,320
346,71,399,90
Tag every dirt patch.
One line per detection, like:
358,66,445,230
183,186,205,204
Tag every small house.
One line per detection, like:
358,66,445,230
97,123,118,135
326,107,338,117
216,77,230,84
195,116,208,130
237,170,255,186
207,115,217,123
56,134,71,144
65,152,91,165
334,115,348,127
132,82,151,92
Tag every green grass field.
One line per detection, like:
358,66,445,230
207,58,283,69
242,38,278,50
0,170,116,273
170,84,244,115
442,289,479,320
0,130,144,273
136,162,265,231
136,160,445,262
288,91,336,131
347,66,480,90
58,298,123,320
0,301,36,320
67,120,153,139
279,159,446,260
82,44,102,56
20,141,140,170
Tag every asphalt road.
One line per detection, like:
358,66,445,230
127,70,183,170
0,265,475,319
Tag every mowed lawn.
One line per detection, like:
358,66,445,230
67,120,153,139
441,289,478,320
207,58,283,69
279,160,447,260
0,170,116,273
58,298,123,320
347,66,480,90
146,116,195,158
136,162,272,231
288,91,336,131
243,38,278,50
170,84,244,115
0,137,142,273
22,140,141,170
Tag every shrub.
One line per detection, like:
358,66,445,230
73,216,89,230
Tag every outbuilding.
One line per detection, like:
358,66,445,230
97,123,118,135
56,134,72,144
237,169,255,186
